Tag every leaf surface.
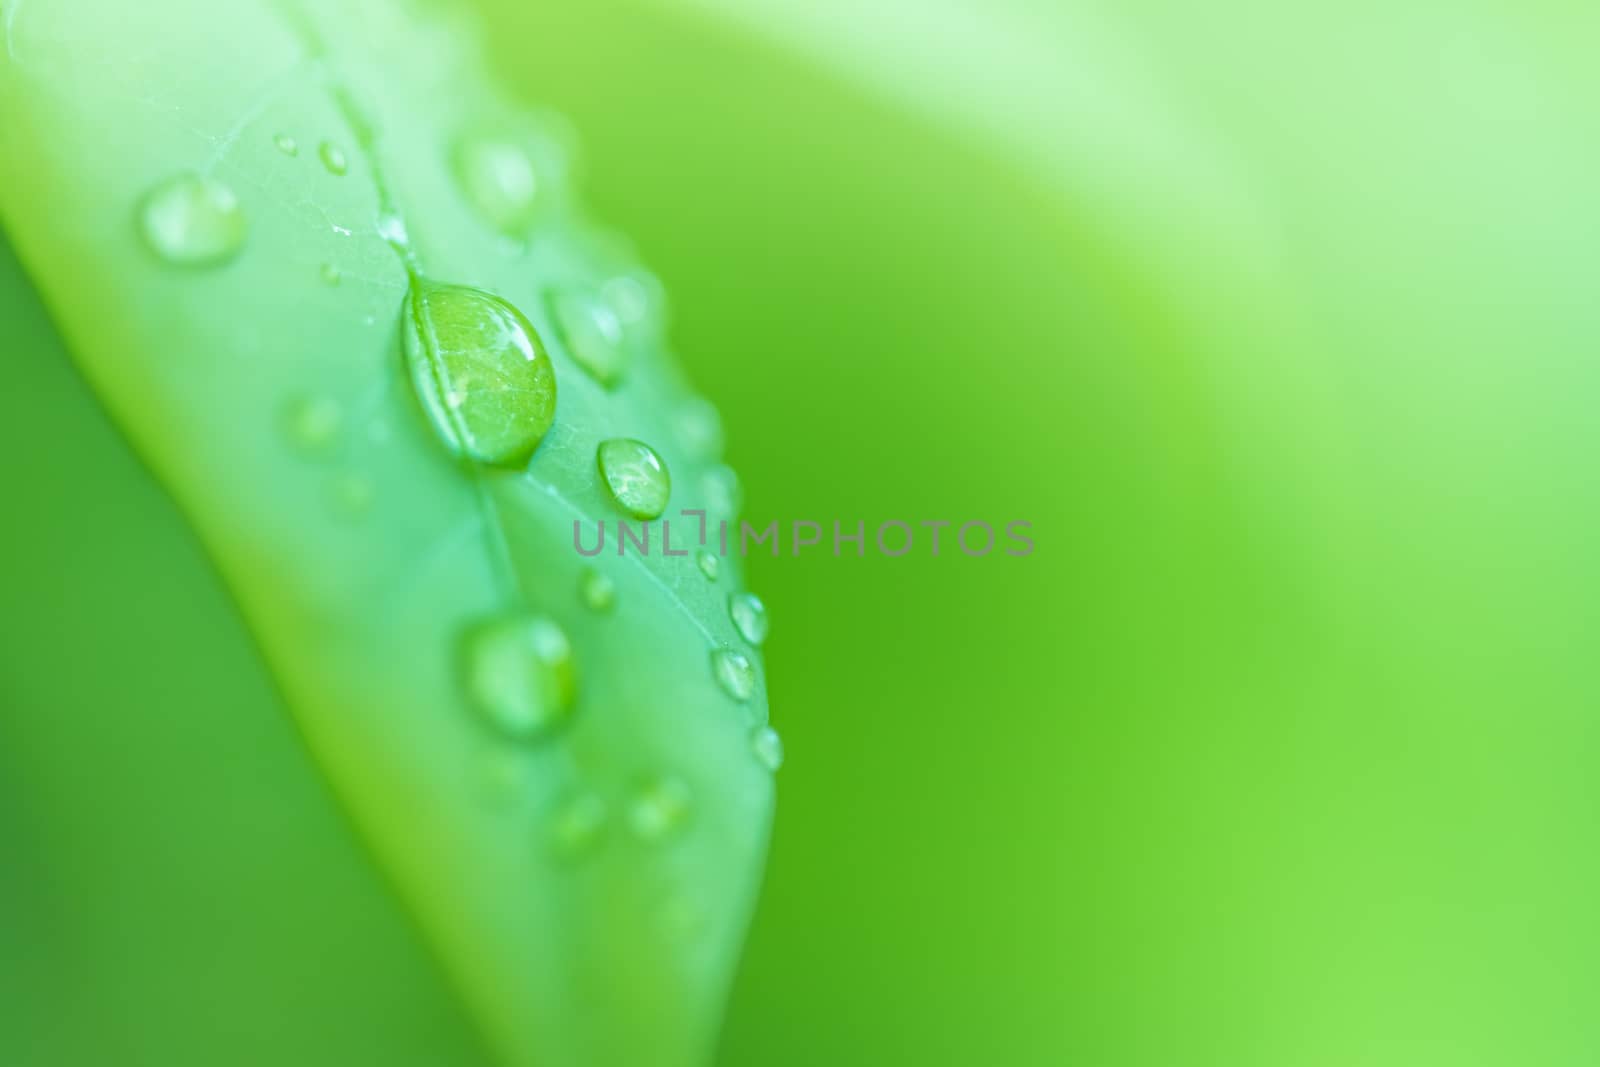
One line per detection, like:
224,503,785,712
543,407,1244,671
0,2,774,1064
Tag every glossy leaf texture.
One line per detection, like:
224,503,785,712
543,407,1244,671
0,1,774,1065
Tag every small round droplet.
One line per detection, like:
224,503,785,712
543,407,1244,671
319,262,341,286
601,270,663,331
319,141,348,175
711,647,756,703
460,614,576,741
402,282,558,468
729,592,769,646
547,791,608,859
703,464,743,518
675,396,724,462
454,134,541,233
376,211,410,249
579,568,617,613
274,133,299,156
280,393,342,457
628,776,692,842
750,725,785,772
597,438,671,519
696,549,720,582
138,173,246,268
547,285,627,386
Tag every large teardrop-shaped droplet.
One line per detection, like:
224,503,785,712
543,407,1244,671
402,282,558,467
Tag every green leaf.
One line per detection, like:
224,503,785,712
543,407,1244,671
0,1,774,1064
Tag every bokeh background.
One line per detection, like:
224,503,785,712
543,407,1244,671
6,1,1600,1065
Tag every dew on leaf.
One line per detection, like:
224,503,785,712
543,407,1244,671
320,262,341,286
703,463,743,518
453,133,541,233
597,438,670,519
696,549,720,582
273,133,299,156
628,775,692,842
547,284,627,387
547,790,608,859
711,647,755,703
578,567,617,613
729,592,768,646
319,140,349,175
750,725,785,772
675,395,724,462
280,393,343,457
377,211,410,250
460,614,576,742
601,270,662,331
402,282,558,468
138,173,246,268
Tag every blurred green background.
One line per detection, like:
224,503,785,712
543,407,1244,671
6,0,1600,1065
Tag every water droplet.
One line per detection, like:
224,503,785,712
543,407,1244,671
711,647,755,702
453,134,541,233
460,614,576,741
675,396,724,462
547,790,608,859
274,133,299,156
729,592,769,645
703,464,743,518
601,270,662,330
376,211,410,249
402,282,558,468
696,549,720,582
750,725,785,772
547,285,627,386
319,141,348,175
628,775,692,842
280,393,342,457
138,173,247,267
579,568,616,613
319,262,341,286
597,438,671,519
